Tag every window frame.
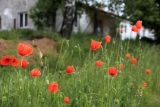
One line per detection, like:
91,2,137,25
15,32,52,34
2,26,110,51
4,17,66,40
18,12,28,28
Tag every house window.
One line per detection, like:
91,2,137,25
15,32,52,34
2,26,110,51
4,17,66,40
0,16,1,29
19,12,28,27
25,14,28,26
13,19,16,29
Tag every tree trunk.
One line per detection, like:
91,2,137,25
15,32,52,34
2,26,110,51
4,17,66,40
60,0,75,38
50,14,56,31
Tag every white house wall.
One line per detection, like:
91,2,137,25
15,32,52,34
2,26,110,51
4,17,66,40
55,9,93,33
0,0,37,30
78,11,93,33
55,8,63,32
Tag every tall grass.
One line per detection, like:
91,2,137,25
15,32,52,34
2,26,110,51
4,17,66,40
0,32,160,107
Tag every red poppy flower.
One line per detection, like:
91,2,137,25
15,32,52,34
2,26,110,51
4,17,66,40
48,82,59,93
18,43,33,56
64,96,70,103
145,69,150,75
90,39,102,51
30,68,41,76
95,60,104,66
131,25,139,32
108,67,118,76
143,82,148,87
136,20,142,29
0,56,13,66
118,63,124,69
131,57,137,64
66,65,75,74
126,53,131,59
20,59,28,68
11,56,19,67
104,35,111,43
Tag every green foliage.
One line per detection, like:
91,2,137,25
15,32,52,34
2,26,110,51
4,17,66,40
108,0,124,15
108,0,160,36
30,0,63,30
0,29,61,41
124,0,160,36
0,29,33,40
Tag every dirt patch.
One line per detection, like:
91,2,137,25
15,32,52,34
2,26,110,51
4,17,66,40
0,39,15,54
0,37,57,55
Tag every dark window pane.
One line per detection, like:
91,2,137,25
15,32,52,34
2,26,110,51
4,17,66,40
0,16,1,29
13,19,16,29
20,13,23,27
25,13,28,26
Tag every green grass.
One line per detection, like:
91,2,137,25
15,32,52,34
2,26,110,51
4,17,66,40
0,30,160,107
0,29,61,40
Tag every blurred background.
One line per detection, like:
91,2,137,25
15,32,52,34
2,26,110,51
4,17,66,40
0,0,159,41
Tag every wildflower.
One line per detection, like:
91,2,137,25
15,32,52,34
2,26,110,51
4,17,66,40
95,60,104,66
18,43,33,56
20,59,28,68
131,57,137,64
131,25,139,32
11,56,19,67
90,39,102,51
66,65,75,74
126,53,131,59
136,20,142,29
0,56,13,66
64,96,70,103
118,63,124,69
30,68,41,76
104,35,111,43
143,82,148,87
108,67,118,76
145,69,150,75
48,82,59,93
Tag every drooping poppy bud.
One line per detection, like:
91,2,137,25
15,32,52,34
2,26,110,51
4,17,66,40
143,82,148,87
126,53,131,59
118,63,124,69
20,59,28,68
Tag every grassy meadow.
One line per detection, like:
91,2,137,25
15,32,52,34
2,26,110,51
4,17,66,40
0,29,160,107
